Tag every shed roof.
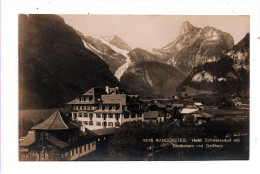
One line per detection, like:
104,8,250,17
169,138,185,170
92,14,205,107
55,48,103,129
180,108,198,114
194,102,203,106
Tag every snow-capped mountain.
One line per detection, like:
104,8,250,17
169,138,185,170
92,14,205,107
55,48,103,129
153,21,234,76
176,33,249,97
77,32,131,75
102,35,132,52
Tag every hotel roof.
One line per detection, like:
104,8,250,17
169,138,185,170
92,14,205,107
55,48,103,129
32,110,79,130
83,87,107,96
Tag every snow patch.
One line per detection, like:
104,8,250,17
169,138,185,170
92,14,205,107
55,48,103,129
103,35,115,42
192,71,214,83
206,30,219,40
82,39,104,55
100,38,129,58
218,77,227,82
114,55,132,80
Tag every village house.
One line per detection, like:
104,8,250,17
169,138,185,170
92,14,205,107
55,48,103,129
179,107,212,125
67,86,143,131
19,110,97,161
142,102,172,123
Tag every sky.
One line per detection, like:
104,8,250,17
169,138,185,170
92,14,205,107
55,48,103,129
59,15,249,51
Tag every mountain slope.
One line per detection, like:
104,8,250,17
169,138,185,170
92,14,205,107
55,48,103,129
102,35,132,51
120,61,185,98
19,14,119,109
153,21,234,76
77,31,129,74
176,33,249,97
128,48,162,63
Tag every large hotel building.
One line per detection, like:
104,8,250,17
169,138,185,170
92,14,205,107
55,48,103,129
67,86,143,131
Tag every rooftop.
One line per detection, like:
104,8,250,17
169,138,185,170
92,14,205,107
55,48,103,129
144,111,160,119
19,131,36,146
180,108,198,114
90,128,117,136
32,110,79,130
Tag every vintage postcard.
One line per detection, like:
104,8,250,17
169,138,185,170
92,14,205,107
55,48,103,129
18,14,249,161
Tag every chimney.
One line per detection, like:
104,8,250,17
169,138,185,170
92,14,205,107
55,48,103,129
105,86,110,94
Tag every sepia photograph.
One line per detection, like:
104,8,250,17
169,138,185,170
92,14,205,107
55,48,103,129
18,14,250,161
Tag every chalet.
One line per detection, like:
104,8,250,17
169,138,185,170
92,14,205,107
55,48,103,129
19,110,97,161
179,107,212,125
67,86,143,131
142,102,171,123
143,111,163,123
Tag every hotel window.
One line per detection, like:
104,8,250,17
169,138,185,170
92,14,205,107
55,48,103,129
90,106,93,110
71,150,74,156
73,113,77,118
84,113,88,117
108,114,113,118
115,122,120,127
102,106,105,110
89,113,93,118
79,113,82,117
88,144,90,150
83,121,88,125
102,122,107,127
115,114,120,120
96,122,101,126
116,105,120,110
108,122,113,127
81,97,84,101
89,121,93,126
103,114,107,119
109,106,112,110
80,148,82,154
112,105,116,110
124,113,129,119
131,114,135,118
73,106,77,110
96,113,101,118
84,145,86,152
75,106,79,110
99,106,102,110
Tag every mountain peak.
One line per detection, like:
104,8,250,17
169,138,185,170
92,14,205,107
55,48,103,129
102,35,116,42
102,35,132,51
180,21,195,34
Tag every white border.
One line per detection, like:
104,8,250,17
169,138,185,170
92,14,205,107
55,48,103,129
1,1,260,174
